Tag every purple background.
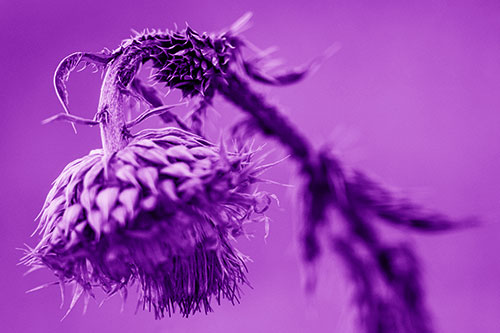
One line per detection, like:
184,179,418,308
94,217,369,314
1,1,499,332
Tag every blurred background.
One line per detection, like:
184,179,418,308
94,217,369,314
1,0,499,332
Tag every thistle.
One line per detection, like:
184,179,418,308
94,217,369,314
21,15,277,319
22,126,274,318
23,13,475,332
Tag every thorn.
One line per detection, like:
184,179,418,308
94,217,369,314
22,265,44,276
26,281,59,294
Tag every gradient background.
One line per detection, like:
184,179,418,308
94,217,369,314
1,1,499,332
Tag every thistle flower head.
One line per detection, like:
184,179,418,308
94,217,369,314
109,23,243,100
23,127,272,318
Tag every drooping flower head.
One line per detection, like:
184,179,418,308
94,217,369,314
23,126,273,318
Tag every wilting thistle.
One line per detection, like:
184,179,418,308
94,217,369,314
22,126,274,318
23,13,474,332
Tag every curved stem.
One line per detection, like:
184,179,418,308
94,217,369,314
97,56,132,157
53,52,112,133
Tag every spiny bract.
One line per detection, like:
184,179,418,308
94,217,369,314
110,24,240,99
22,127,273,318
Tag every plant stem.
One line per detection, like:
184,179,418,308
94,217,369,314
97,56,131,157
217,72,313,166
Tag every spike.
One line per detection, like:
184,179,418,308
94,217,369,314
26,281,60,294
61,283,84,321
